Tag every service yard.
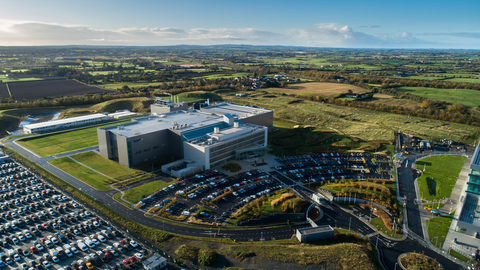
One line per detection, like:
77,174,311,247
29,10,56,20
0,158,152,270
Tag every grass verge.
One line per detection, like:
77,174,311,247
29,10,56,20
112,193,136,210
123,180,172,204
71,151,144,181
426,216,452,248
369,217,403,239
49,157,113,191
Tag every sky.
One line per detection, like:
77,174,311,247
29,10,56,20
0,0,479,49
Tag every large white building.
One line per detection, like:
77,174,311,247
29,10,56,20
97,102,273,170
23,113,108,134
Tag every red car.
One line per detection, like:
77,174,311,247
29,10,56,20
129,257,136,263
122,259,130,265
105,253,113,259
119,240,126,245
30,246,39,253
40,238,46,243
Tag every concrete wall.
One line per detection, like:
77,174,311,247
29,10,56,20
117,136,130,167
151,103,188,114
183,142,207,169
128,130,170,166
296,226,334,243
167,130,184,159
97,129,111,159
456,220,480,237
241,111,274,127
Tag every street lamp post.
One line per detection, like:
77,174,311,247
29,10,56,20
394,262,398,270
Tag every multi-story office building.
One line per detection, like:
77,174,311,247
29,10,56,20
455,145,480,237
97,103,273,170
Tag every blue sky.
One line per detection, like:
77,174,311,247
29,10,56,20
1,0,479,48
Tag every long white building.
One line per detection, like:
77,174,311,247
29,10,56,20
23,113,108,134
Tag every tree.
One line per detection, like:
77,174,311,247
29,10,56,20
281,81,289,88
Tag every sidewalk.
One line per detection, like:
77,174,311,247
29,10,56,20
440,156,471,213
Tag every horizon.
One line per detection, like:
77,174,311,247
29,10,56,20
1,0,479,49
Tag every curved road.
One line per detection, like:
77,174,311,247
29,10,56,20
3,137,465,270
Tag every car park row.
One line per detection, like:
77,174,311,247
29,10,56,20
0,158,151,270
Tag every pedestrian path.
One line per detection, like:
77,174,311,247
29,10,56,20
440,157,471,213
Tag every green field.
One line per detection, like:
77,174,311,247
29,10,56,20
177,91,223,103
0,76,43,83
222,94,480,144
396,87,480,107
426,216,452,248
415,155,466,201
123,180,171,204
17,120,131,157
49,157,113,191
70,151,144,181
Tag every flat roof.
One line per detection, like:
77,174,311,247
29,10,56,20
201,103,271,119
298,225,334,235
24,113,107,129
102,111,224,138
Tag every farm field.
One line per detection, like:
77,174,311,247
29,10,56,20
0,75,43,83
70,151,145,181
223,94,480,144
0,84,9,98
264,82,367,99
192,72,251,79
415,155,466,201
100,82,166,90
123,180,172,204
49,157,113,191
8,79,113,100
395,86,480,107
16,120,131,157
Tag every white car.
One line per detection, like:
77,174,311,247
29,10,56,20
97,235,106,243
13,254,21,262
93,221,100,227
64,249,73,257
130,240,138,248
71,247,79,254
134,253,144,259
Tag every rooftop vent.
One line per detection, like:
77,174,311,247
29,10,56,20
133,130,140,135
214,127,220,134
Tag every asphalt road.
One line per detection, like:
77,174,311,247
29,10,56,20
3,137,467,270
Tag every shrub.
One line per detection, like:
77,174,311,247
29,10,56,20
281,200,291,212
271,193,294,208
198,248,220,266
175,244,198,262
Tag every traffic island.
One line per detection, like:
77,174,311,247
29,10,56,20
398,252,444,270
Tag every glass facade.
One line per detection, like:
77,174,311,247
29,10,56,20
209,130,265,167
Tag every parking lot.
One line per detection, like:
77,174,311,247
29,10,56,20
275,153,392,184
140,169,284,225
0,158,150,270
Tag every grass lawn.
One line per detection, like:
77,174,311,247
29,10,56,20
264,82,367,99
70,151,144,181
222,163,242,173
17,120,131,157
396,86,480,107
123,180,172,204
49,157,113,191
369,217,403,238
415,155,466,201
426,216,452,248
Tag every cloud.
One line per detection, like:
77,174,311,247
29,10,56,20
0,21,282,45
284,23,423,47
422,31,480,39
0,20,432,48
358,25,381,28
